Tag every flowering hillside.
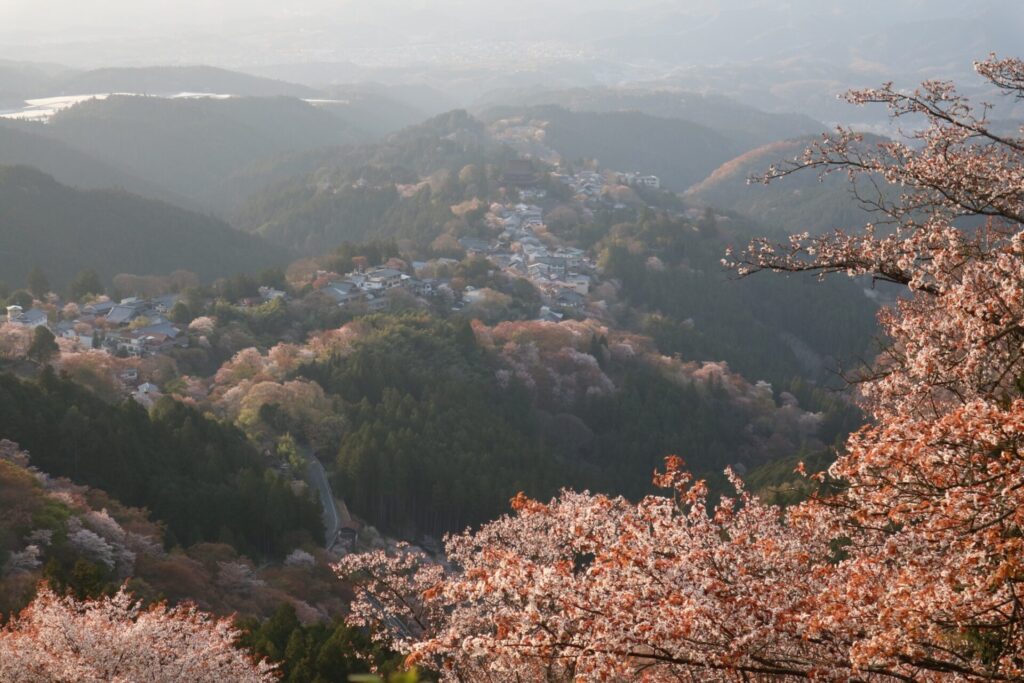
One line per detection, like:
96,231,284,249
335,56,1024,681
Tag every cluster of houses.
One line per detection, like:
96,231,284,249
319,266,436,312
311,200,598,323
552,170,607,200
460,202,597,321
616,171,662,190
4,295,188,358
85,295,187,357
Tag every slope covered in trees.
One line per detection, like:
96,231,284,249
476,86,823,150
0,370,321,557
481,105,741,189
594,209,881,387
0,126,188,205
232,110,509,252
0,165,285,288
298,316,561,537
226,313,853,538
685,134,890,233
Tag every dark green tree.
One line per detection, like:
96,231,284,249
27,326,58,364
168,301,193,324
68,269,104,300
257,268,288,290
27,265,50,298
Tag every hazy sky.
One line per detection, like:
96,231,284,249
0,0,972,32
5,0,518,32
2,0,1021,72
3,0,347,30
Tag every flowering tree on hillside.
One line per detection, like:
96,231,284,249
335,56,1024,681
0,585,275,682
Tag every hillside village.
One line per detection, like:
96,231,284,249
315,198,600,322
2,155,678,371
1,156,678,417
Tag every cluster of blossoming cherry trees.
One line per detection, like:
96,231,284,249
0,587,275,682
336,56,1024,681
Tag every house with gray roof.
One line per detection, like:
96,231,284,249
9,307,49,329
106,300,148,326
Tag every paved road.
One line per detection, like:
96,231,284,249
300,447,414,637
302,448,340,548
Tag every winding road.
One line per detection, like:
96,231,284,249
300,446,342,548
299,446,414,639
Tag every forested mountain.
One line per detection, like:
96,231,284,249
685,135,889,232
239,181,458,254
482,105,742,189
216,313,856,540
0,126,187,205
323,109,500,175
2,95,366,209
0,370,321,557
593,209,880,387
300,316,563,537
231,110,509,251
475,87,823,150
0,165,285,287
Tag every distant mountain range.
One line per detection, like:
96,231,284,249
476,88,823,151
0,165,285,288
0,64,317,106
0,94,370,211
0,59,913,246
482,105,744,190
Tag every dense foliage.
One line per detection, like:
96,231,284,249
0,125,176,201
483,105,741,190
234,110,509,253
597,208,880,387
300,315,559,537
0,370,321,557
241,183,460,254
284,313,845,537
238,603,403,683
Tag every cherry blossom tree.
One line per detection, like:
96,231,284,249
335,56,1024,681
0,323,31,361
0,585,276,682
338,461,840,681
